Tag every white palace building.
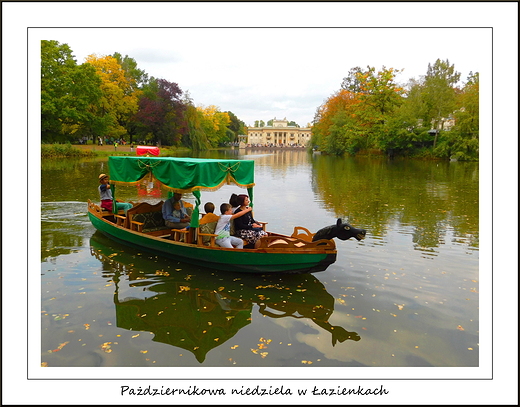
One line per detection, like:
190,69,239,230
245,118,312,147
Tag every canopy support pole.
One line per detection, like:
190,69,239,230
190,190,201,228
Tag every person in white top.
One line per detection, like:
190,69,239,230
214,203,252,249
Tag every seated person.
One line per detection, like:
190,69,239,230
162,192,191,229
199,202,219,225
198,202,220,245
233,194,268,249
98,174,132,214
229,193,240,212
215,203,252,249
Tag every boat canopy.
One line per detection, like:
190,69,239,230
107,156,255,228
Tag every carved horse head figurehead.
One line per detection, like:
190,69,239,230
312,218,366,242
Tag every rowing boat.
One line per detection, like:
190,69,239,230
87,156,365,273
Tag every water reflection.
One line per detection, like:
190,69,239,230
89,232,360,363
310,155,479,250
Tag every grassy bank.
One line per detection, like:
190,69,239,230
41,143,190,158
41,143,96,158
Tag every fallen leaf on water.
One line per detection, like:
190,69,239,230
131,334,140,338
84,324,90,330
140,350,148,354
51,341,70,352
101,342,113,353
457,325,465,331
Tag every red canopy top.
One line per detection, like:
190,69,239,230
136,146,160,156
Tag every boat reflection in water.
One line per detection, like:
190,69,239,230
90,232,360,363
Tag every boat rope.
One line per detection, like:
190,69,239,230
137,159,162,172
218,162,241,185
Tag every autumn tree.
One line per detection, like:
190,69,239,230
311,89,361,154
133,77,187,145
41,40,103,142
85,54,141,140
197,105,231,146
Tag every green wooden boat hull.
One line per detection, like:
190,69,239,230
89,212,336,274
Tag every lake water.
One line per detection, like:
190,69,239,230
39,149,479,371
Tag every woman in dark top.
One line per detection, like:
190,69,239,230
233,194,268,248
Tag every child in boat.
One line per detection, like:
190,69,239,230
162,193,191,229
98,174,133,214
198,202,220,246
172,201,183,220
214,203,252,249
199,202,219,225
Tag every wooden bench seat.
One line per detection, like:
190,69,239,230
120,201,175,238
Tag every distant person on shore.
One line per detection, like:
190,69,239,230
98,174,132,214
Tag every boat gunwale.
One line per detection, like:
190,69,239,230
87,205,336,256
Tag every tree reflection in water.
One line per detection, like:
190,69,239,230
90,232,360,363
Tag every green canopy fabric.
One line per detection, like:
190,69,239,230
108,156,255,192
107,156,255,227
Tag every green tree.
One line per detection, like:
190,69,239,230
435,72,479,160
41,40,103,142
184,104,210,150
112,52,149,90
422,58,461,147
340,66,364,93
225,111,246,141
354,66,404,148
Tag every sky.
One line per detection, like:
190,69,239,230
39,26,488,128
2,2,519,406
